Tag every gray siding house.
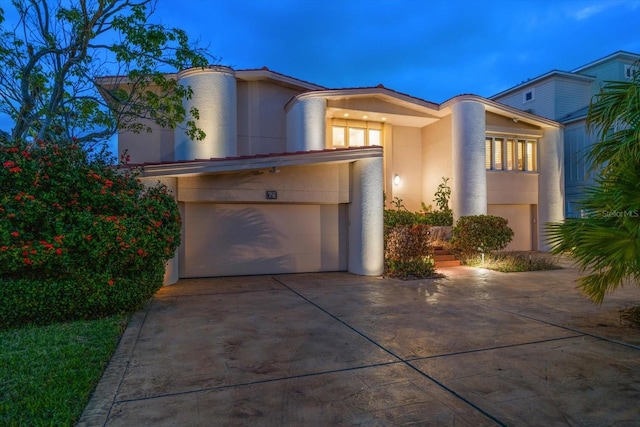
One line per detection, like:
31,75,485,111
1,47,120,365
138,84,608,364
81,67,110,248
491,51,640,218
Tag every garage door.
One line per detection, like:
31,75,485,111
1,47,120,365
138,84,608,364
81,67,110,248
181,203,348,277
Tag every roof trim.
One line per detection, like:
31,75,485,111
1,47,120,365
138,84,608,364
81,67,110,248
489,70,595,100
236,67,325,91
285,87,440,113
572,50,640,73
442,94,562,128
130,146,383,178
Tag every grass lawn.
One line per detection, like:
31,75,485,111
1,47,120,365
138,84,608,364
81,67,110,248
0,315,128,426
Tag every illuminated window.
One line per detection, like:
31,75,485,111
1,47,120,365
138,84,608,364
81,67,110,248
506,139,514,171
485,138,492,169
349,127,366,146
517,140,525,171
332,126,346,147
331,120,383,147
487,136,537,172
368,129,381,146
527,140,537,171
494,138,503,170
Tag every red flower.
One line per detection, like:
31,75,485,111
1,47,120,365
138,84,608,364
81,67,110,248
54,235,64,242
108,279,114,286
11,231,19,237
23,258,32,265
55,248,62,255
137,249,144,256
3,160,15,168
9,167,22,173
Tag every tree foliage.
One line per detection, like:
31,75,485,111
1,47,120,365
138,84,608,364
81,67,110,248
0,0,212,146
547,67,640,303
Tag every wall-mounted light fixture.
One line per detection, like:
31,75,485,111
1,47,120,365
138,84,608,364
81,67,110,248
393,174,401,186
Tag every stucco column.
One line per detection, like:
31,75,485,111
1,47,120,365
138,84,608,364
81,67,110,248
286,95,326,152
349,157,384,275
175,66,238,160
538,127,565,251
138,177,180,285
451,100,487,220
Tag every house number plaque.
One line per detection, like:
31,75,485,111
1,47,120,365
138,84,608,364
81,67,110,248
266,190,277,200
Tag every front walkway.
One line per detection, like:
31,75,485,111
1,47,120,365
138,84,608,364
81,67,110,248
79,266,640,426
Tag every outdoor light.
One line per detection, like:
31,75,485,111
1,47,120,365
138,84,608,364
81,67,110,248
393,174,401,186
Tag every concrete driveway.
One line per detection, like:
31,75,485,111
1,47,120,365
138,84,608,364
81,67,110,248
79,266,640,426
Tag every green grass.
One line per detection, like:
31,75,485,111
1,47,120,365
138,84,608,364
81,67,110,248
466,252,561,272
0,316,128,426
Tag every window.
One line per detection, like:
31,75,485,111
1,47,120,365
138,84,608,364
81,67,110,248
523,89,534,103
333,126,346,147
527,140,537,171
494,138,504,170
331,119,383,147
487,136,537,172
625,64,638,80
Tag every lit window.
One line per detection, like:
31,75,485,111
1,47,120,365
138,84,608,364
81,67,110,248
494,138,503,170
485,138,492,169
368,129,381,146
331,120,383,147
487,136,537,172
349,127,365,146
332,126,346,147
506,139,514,171
517,140,525,171
527,140,537,171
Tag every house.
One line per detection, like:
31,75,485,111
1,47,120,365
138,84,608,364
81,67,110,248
108,65,564,284
490,51,640,218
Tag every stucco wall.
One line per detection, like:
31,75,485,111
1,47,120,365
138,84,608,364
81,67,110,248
488,204,533,251
237,80,301,156
177,163,350,204
486,172,538,205
119,117,174,164
389,126,423,211
422,115,453,211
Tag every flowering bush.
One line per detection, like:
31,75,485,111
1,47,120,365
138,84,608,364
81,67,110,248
0,139,181,328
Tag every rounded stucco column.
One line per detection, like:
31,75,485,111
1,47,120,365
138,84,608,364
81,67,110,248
538,127,565,251
286,95,326,152
349,157,384,276
451,99,487,220
174,66,237,160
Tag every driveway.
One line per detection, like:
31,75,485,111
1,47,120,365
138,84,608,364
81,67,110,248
79,266,640,426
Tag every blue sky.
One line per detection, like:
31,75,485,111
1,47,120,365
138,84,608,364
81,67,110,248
1,0,640,154
153,0,640,103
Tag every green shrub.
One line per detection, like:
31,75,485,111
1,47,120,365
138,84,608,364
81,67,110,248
450,215,513,259
385,224,435,279
0,139,181,328
465,252,559,272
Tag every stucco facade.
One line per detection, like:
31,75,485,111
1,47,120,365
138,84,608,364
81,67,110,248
113,65,564,283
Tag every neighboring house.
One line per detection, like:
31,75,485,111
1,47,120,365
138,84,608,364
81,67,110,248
106,65,564,284
491,51,640,218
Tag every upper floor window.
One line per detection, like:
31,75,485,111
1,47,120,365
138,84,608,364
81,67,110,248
486,136,537,172
625,64,638,80
523,89,535,103
332,119,383,147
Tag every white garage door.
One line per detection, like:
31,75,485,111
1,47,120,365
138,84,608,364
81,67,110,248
181,203,347,277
